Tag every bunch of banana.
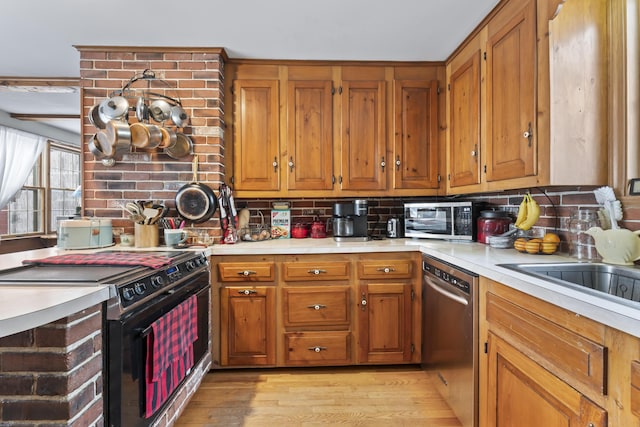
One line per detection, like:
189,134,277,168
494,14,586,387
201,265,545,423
514,193,540,231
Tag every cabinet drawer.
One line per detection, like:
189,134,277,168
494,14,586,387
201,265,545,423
486,292,607,396
282,261,350,281
284,332,351,365
358,259,413,279
283,286,350,327
218,262,275,282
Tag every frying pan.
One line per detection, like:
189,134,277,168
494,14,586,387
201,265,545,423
175,154,218,223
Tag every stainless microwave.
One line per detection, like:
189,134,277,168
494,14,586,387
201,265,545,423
404,201,478,240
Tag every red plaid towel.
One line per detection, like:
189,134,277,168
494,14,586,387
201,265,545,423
23,253,172,269
145,295,198,417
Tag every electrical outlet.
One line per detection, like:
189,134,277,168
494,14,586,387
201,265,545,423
112,227,125,236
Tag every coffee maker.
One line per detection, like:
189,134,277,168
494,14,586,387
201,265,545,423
331,199,369,241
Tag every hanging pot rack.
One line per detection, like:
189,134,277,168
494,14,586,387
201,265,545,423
87,69,192,166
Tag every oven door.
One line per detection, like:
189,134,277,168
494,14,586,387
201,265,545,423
105,269,210,427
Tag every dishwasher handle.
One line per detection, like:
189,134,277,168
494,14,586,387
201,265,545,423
425,277,469,306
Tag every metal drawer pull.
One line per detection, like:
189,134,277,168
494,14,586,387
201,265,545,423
307,269,327,275
308,346,327,352
377,267,395,273
238,289,257,295
237,270,257,276
307,304,327,310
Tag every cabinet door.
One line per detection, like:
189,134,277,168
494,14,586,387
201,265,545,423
232,80,280,191
485,0,536,182
287,80,334,191
486,332,607,427
221,286,276,366
448,50,481,188
393,80,439,189
357,282,413,364
340,80,387,191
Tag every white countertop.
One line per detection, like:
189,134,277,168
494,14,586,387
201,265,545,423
1,238,639,339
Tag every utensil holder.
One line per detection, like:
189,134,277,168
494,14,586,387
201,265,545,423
135,223,159,247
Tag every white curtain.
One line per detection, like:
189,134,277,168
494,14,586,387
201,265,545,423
0,126,46,211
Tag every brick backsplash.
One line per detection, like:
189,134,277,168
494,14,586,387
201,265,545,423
236,187,640,252
0,305,104,426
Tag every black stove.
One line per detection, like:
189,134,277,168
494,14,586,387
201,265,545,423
0,250,208,319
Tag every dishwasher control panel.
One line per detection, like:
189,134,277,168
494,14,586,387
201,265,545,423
423,257,476,295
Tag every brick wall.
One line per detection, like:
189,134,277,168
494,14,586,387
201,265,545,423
77,46,226,242
0,304,104,426
237,187,640,254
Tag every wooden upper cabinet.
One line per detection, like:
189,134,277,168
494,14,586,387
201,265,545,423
286,80,334,191
448,49,481,189
485,0,537,182
340,80,387,191
232,79,281,191
392,79,439,189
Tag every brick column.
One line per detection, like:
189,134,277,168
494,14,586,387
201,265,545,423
76,46,227,242
0,305,104,426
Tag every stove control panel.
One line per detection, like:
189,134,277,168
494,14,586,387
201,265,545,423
118,252,208,308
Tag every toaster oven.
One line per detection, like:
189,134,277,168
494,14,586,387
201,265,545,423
404,201,478,240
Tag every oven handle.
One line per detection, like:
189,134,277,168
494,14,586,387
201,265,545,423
425,277,469,306
138,283,210,338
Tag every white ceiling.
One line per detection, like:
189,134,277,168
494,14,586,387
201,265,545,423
0,0,499,138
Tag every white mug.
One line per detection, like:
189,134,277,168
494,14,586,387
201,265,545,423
164,229,188,246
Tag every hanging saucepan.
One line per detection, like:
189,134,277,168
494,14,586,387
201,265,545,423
149,99,172,122
135,96,149,122
99,96,129,121
170,104,189,128
130,122,162,149
164,132,193,159
158,126,177,149
88,104,107,129
175,154,218,223
89,132,113,159
103,120,131,155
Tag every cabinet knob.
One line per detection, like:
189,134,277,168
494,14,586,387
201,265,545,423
238,270,257,276
380,156,386,171
288,156,294,172
308,346,327,352
523,122,533,146
307,269,327,275
376,267,395,273
395,155,401,171
307,304,327,310
238,289,257,295
272,157,278,172
361,292,367,310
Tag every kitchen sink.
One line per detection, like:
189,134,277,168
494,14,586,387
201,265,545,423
498,262,640,307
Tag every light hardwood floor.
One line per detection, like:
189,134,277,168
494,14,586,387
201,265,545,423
175,365,462,427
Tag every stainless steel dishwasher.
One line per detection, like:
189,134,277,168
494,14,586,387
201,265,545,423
422,255,478,427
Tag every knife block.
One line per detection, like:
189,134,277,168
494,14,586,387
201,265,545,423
134,223,159,248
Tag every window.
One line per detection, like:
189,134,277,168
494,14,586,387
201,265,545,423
0,140,80,237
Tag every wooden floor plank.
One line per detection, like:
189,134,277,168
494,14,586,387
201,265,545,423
175,366,462,426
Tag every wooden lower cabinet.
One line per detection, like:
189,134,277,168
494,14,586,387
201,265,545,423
479,277,615,427
486,331,606,427
357,282,415,364
216,252,421,368
220,285,276,366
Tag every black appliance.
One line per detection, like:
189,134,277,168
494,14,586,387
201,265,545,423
422,255,478,427
0,250,210,427
332,199,369,242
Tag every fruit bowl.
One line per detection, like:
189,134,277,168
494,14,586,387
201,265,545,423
514,233,560,255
